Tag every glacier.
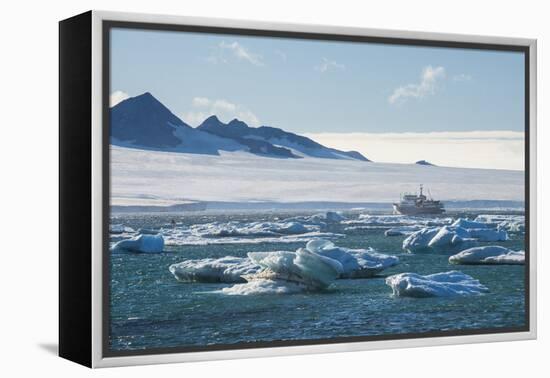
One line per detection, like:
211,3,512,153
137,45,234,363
110,145,524,207
385,271,489,298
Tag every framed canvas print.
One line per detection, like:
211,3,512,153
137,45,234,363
59,10,537,368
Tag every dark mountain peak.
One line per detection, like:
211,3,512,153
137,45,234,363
342,150,370,162
203,114,221,123
227,118,250,129
198,115,224,130
138,91,154,98
110,92,191,148
416,160,435,166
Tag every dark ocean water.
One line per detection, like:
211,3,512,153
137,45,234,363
109,210,526,351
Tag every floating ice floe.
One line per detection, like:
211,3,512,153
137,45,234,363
197,221,315,237
451,218,488,229
169,256,261,283
169,239,399,286
343,214,452,229
221,248,343,295
402,219,508,252
449,246,525,265
160,220,341,246
427,226,476,249
402,227,440,252
109,224,135,234
219,279,306,295
385,271,489,298
283,211,346,227
384,225,423,236
474,214,525,232
305,239,399,278
137,228,160,235
111,234,165,253
210,239,399,295
466,228,508,242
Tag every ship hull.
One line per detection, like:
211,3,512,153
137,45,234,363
392,204,445,215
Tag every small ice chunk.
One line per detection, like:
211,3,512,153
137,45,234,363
323,211,346,222
109,224,135,234
449,246,525,265
169,256,260,283
219,279,306,295
111,234,164,253
385,271,489,298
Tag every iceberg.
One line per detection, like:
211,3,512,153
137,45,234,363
474,214,525,232
385,271,489,298
402,227,440,252
451,218,488,229
427,226,470,249
248,248,343,289
322,211,346,222
403,221,509,252
169,256,261,283
283,211,345,227
449,246,525,265
111,234,164,253
219,245,344,295
305,239,399,278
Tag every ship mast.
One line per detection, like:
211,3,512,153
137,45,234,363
419,184,423,197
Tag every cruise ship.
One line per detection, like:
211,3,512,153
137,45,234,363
393,185,445,215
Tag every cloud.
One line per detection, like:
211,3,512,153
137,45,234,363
214,41,264,66
110,90,129,107
181,97,261,127
315,58,345,73
453,73,473,82
302,130,524,170
191,97,211,107
388,66,445,104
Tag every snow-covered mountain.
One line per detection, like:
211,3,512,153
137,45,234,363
110,92,369,161
110,92,244,155
198,115,369,161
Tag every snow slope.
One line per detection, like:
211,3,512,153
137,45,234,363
110,145,524,206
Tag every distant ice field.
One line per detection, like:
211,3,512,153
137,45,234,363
110,146,525,207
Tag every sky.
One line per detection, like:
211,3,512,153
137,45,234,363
110,28,526,170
